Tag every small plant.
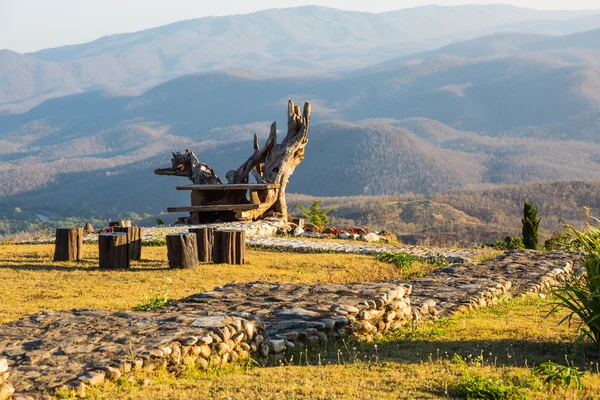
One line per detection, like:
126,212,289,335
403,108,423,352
451,355,528,400
522,201,541,250
532,361,584,390
134,277,172,311
551,211,600,346
295,201,335,229
544,229,579,251
375,252,418,271
156,218,165,226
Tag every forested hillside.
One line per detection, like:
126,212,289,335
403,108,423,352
290,181,600,246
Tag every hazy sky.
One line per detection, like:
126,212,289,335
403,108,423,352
2,0,599,53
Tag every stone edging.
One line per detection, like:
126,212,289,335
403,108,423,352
247,237,473,263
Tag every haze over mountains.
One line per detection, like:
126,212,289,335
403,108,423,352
2,4,600,225
3,5,600,113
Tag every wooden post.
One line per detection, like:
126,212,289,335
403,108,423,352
113,227,143,261
213,229,246,265
99,233,130,269
167,233,198,269
189,227,214,263
53,228,83,262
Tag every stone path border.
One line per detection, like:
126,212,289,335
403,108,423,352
0,250,581,398
247,237,473,263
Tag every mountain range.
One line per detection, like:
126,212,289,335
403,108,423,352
1,5,600,227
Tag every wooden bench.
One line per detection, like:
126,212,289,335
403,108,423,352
168,183,281,223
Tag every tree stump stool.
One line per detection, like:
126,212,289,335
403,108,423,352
213,229,246,265
114,226,143,261
99,232,130,269
189,227,214,263
166,233,198,269
53,228,84,262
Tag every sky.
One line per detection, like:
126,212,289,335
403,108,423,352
1,0,599,53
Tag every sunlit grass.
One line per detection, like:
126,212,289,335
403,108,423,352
0,244,419,323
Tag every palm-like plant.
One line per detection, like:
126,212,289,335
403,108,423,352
552,210,600,346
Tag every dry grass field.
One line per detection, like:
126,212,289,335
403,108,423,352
1,244,599,399
0,244,423,324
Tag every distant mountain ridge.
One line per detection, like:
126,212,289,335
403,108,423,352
2,4,600,113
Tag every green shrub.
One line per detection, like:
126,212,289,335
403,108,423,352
532,361,584,390
543,229,579,251
296,201,335,229
490,236,525,250
143,237,166,246
505,236,525,250
522,201,541,250
375,252,418,271
552,215,600,346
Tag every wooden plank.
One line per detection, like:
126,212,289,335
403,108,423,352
176,184,280,191
167,204,261,213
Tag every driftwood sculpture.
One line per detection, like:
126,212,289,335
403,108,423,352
155,100,311,222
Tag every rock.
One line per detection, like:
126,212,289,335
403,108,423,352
0,361,7,374
268,340,286,354
191,314,227,328
78,371,105,386
196,358,209,370
339,232,351,240
0,382,14,400
103,366,121,381
198,336,213,345
362,233,380,242
77,382,86,398
84,223,95,234
292,227,304,236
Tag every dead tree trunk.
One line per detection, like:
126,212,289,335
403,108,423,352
167,233,199,269
114,227,143,261
154,100,311,222
99,233,130,269
53,228,83,262
213,229,245,265
229,100,311,220
189,227,214,263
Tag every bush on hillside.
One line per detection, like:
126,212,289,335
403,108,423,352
490,236,525,250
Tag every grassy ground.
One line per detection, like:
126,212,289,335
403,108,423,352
0,244,431,324
1,244,599,399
